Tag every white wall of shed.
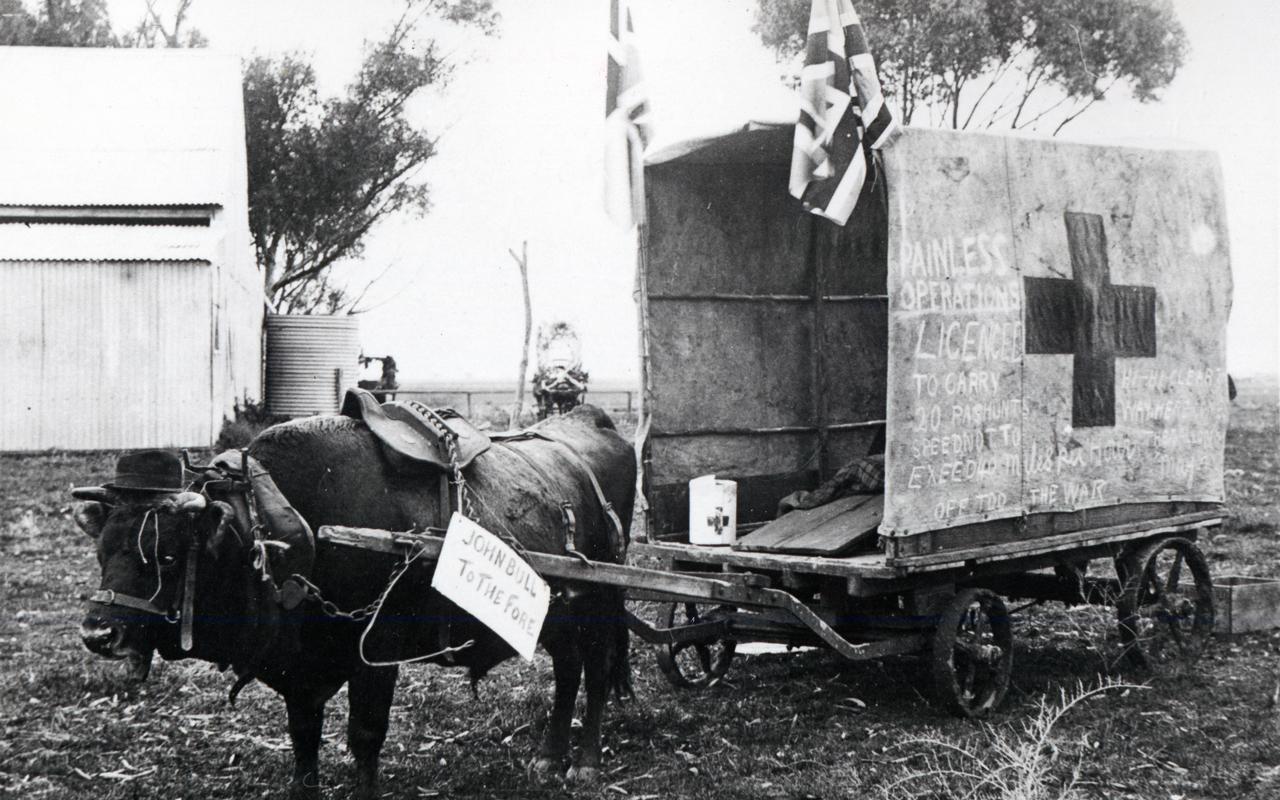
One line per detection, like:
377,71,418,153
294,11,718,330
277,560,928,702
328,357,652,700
0,261,214,450
211,79,265,417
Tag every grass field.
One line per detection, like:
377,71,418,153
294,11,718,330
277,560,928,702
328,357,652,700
2,379,1278,799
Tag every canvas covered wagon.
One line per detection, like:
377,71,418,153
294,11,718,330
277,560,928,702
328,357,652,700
320,124,1231,717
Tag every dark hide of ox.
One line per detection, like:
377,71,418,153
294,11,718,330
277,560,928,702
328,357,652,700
77,405,635,799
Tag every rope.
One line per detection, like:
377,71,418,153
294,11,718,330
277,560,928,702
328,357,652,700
137,508,155,564
356,540,475,667
135,509,164,604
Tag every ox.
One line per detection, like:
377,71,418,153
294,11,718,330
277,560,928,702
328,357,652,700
75,405,634,798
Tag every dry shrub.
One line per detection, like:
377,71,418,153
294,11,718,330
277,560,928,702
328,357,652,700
215,399,286,450
880,679,1145,800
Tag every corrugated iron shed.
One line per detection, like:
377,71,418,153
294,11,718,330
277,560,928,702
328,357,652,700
0,47,262,451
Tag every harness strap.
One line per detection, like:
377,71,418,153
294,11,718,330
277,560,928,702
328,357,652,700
436,472,452,530
539,434,626,561
494,439,582,558
87,589,174,620
495,432,627,562
180,541,199,651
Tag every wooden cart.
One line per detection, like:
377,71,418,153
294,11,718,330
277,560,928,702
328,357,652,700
622,123,1231,715
320,125,1232,716
320,502,1221,718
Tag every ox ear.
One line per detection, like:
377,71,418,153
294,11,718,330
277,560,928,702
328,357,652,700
202,501,239,561
74,502,108,540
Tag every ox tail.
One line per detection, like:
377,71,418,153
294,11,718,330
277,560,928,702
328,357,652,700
607,586,634,701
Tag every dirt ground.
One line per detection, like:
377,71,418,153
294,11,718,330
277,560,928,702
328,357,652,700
2,379,1277,799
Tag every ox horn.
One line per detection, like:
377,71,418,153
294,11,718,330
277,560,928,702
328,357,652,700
168,492,208,513
71,486,113,502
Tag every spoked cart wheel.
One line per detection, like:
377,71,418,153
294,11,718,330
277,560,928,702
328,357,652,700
1116,536,1214,671
929,588,1014,718
655,602,737,689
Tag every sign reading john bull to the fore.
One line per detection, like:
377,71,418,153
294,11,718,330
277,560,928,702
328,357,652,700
432,513,550,661
880,128,1230,536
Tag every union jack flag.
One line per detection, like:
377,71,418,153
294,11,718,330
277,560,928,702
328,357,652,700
789,0,899,225
604,0,653,227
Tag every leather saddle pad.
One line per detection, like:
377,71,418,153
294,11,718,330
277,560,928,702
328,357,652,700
207,451,316,580
341,388,490,471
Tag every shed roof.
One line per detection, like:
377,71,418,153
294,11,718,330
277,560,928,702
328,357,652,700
0,47,246,207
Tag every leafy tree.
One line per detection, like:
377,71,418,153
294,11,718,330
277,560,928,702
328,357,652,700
0,0,36,45
246,1,497,313
1,0,115,46
754,0,1187,134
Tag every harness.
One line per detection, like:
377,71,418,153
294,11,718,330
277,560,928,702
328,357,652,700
489,430,627,563
85,413,627,670
85,513,206,652
349,419,628,667
85,453,292,656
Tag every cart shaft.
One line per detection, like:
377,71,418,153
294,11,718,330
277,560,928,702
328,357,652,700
318,525,925,661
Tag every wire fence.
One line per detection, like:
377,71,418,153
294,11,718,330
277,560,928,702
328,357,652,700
388,386,637,428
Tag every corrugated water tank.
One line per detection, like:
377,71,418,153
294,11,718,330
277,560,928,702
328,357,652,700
265,314,361,416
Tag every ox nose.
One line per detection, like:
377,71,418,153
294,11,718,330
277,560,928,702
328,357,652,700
80,622,121,656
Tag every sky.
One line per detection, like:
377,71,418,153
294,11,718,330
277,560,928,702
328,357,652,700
103,0,1280,382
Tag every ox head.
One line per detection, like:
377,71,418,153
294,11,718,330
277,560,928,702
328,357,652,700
73,468,240,681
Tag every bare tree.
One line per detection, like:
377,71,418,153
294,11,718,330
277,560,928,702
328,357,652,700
124,0,206,48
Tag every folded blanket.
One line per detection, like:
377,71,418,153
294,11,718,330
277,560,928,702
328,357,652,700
778,454,885,516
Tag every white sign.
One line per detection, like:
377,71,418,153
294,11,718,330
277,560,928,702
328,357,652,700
431,513,550,661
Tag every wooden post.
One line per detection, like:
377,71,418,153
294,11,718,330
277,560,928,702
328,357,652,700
508,241,531,429
633,222,654,541
810,221,831,482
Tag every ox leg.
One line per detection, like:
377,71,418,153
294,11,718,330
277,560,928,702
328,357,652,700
347,666,398,800
568,618,612,783
285,687,336,800
532,633,582,776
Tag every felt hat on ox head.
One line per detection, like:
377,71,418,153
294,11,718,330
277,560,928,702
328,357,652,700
103,450,186,493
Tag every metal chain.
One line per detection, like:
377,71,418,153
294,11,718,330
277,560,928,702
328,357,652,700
443,428,477,521
411,402,534,561
407,400,476,521
288,402,550,623
287,541,428,622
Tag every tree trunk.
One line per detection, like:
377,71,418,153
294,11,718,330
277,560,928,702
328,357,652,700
508,241,532,429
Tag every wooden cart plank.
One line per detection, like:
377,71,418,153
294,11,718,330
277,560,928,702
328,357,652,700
634,540,901,580
640,511,1224,583
734,494,883,556
883,511,1224,571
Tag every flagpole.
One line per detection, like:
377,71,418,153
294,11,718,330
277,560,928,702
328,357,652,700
607,0,654,544
632,216,654,543
630,121,654,542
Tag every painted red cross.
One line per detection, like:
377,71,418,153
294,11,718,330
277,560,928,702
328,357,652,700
1023,212,1157,428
